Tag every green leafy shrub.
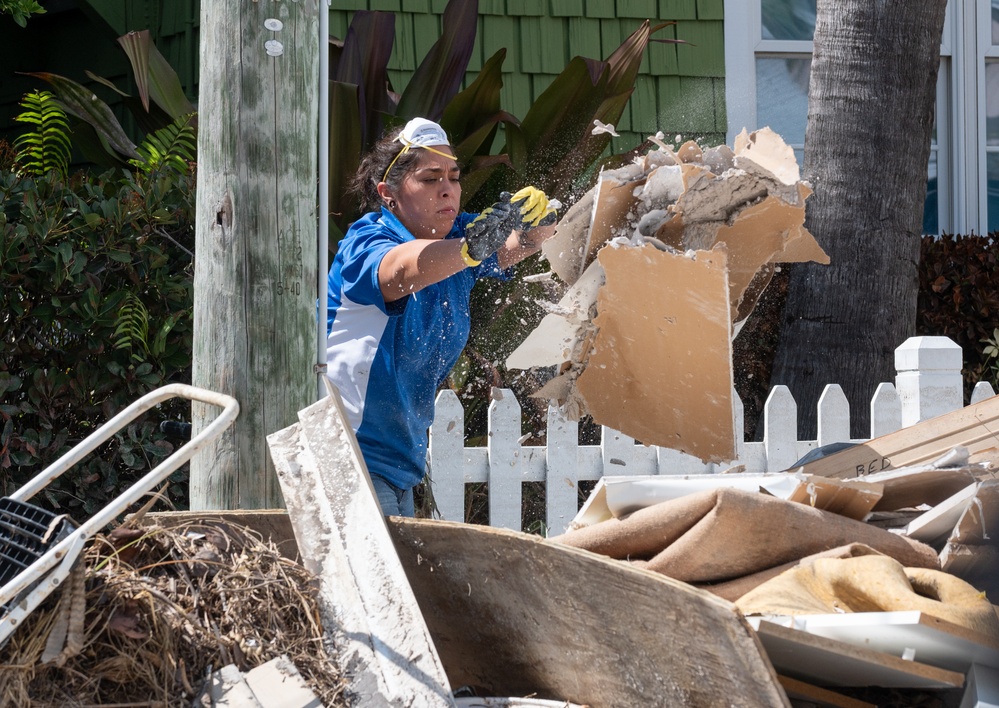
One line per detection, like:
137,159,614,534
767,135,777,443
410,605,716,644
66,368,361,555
917,233,999,398
0,0,44,27
0,138,195,518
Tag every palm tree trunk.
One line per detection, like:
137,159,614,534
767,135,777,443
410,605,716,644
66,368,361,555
768,0,947,439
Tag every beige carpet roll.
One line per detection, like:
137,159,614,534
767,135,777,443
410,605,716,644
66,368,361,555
551,488,939,584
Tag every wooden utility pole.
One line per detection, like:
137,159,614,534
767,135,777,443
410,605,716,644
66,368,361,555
191,0,320,508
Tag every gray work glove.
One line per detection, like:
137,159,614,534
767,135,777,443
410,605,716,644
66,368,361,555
461,192,516,264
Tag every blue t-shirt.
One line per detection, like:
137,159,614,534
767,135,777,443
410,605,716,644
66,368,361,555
326,207,509,490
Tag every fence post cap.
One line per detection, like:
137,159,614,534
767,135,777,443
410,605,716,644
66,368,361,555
894,336,962,371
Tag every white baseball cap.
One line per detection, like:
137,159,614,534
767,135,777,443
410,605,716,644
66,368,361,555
398,117,450,148
382,118,454,183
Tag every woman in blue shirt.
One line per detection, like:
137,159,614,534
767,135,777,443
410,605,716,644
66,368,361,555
326,118,557,517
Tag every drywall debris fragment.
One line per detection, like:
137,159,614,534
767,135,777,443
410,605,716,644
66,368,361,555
515,127,828,461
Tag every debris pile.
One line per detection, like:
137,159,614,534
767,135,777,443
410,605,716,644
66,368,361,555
0,518,347,707
550,432,999,706
509,128,829,463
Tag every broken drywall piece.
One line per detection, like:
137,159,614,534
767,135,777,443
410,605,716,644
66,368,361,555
785,474,884,521
505,261,604,371
575,242,735,459
733,125,801,185
515,127,828,463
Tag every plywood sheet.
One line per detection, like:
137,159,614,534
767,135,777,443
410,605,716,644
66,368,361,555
794,396,999,479
388,517,789,708
749,618,964,689
575,242,735,459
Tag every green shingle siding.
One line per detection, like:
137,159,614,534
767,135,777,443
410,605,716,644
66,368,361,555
479,0,507,16
675,20,724,76
584,0,616,19
697,0,724,20
501,72,533,120
507,0,546,16
630,75,659,132
551,0,585,17
402,0,432,12
617,0,658,19
567,17,601,58
392,13,416,72
659,0,698,20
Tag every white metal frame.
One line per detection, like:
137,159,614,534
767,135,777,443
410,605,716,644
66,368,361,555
0,384,239,645
722,0,999,235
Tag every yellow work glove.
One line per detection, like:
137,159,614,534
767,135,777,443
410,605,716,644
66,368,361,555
510,186,558,231
461,192,516,265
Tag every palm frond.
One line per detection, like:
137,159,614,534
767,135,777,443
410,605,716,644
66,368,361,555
113,293,150,362
130,113,197,176
13,90,71,180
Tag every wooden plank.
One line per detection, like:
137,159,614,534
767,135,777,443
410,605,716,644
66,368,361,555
267,388,454,708
388,517,790,708
795,395,999,479
790,611,999,673
777,675,876,708
748,618,964,689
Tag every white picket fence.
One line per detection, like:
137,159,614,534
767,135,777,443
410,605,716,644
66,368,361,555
427,336,997,535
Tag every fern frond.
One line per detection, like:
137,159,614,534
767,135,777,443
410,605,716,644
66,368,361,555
113,293,150,362
130,113,197,176
13,90,71,180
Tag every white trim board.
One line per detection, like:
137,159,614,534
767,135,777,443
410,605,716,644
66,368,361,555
904,482,978,543
960,663,999,708
771,611,999,673
748,618,964,689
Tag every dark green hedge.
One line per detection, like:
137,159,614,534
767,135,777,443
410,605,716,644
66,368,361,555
0,144,194,519
917,232,999,398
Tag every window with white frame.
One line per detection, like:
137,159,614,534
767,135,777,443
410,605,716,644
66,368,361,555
722,0,999,236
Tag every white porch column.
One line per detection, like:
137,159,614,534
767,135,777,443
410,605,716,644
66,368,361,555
894,336,964,427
